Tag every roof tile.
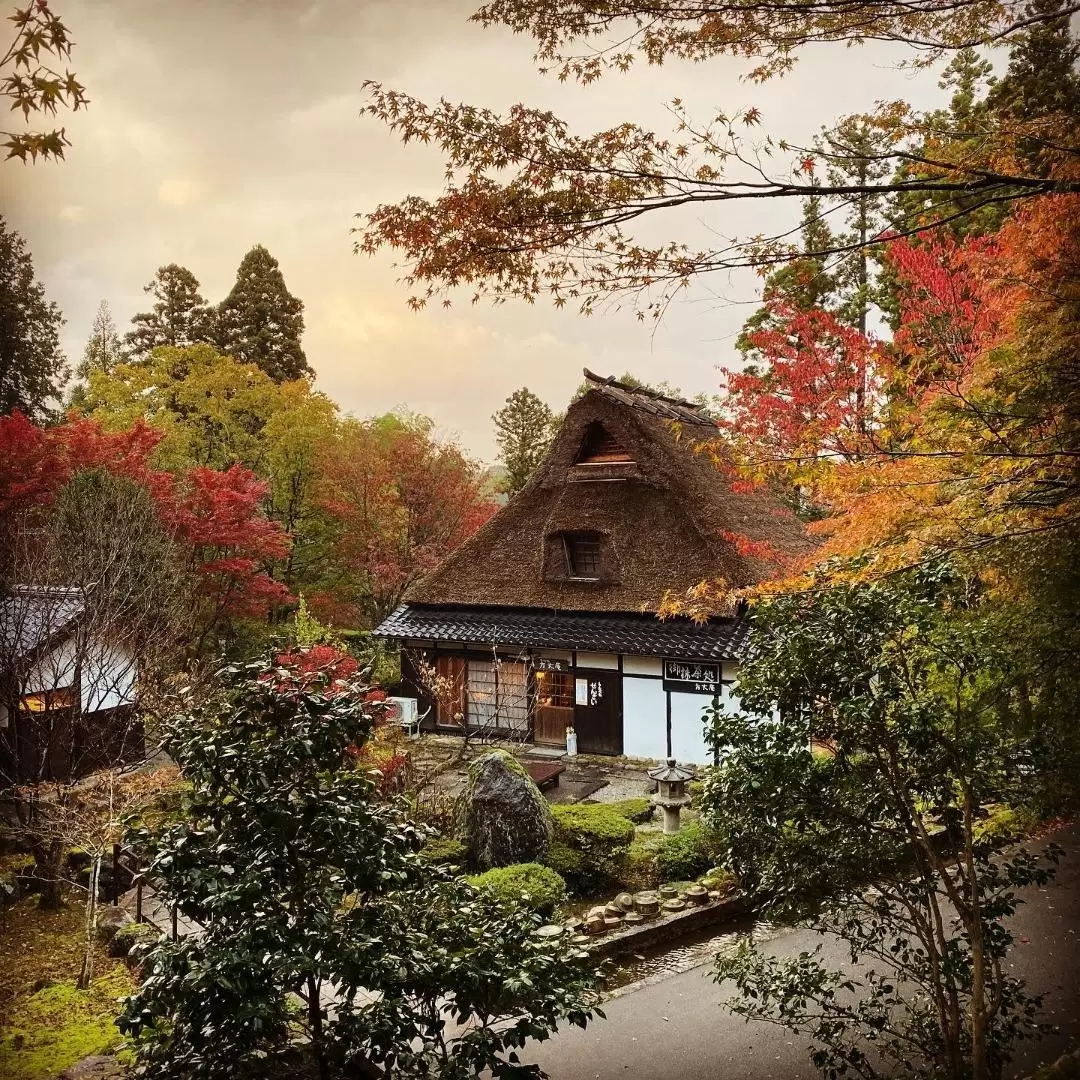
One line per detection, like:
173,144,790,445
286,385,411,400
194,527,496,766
375,604,751,661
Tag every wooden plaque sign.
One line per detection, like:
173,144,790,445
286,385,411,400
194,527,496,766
662,659,722,694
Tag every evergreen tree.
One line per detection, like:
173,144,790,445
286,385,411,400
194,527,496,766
216,244,310,382
820,118,891,336
736,193,837,365
492,387,557,496
986,0,1080,169
0,215,68,419
70,300,123,408
125,264,215,359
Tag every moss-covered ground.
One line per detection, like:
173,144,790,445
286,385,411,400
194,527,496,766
0,892,135,1079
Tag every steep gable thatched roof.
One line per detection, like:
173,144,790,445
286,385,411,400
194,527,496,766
408,371,811,617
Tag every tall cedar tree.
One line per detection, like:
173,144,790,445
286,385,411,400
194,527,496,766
216,244,311,382
985,0,1080,171
492,387,557,496
0,215,67,418
70,299,122,407
735,193,837,365
125,264,215,359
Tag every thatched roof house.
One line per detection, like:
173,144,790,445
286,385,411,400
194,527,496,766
375,371,809,763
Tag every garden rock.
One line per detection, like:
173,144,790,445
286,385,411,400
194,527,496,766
59,1055,124,1079
95,905,133,943
456,750,553,870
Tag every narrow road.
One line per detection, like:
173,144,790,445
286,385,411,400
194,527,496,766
533,827,1080,1080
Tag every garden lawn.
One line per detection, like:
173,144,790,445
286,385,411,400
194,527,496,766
0,893,135,1079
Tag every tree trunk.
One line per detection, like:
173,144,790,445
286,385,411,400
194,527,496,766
34,839,66,911
307,973,329,1080
78,854,101,990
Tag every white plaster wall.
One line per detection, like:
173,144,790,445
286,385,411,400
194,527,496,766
575,651,619,670
622,676,667,760
81,643,137,712
669,690,718,765
623,655,662,677
24,636,78,694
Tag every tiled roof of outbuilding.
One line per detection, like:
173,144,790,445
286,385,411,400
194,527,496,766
375,604,751,661
0,586,85,662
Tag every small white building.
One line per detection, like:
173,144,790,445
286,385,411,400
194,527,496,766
375,372,809,765
0,585,139,783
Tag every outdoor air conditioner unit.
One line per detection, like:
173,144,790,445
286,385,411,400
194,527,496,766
386,696,419,725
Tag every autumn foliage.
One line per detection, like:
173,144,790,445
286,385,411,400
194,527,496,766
0,412,290,624
715,193,1080,589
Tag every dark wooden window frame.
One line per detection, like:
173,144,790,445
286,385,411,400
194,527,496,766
563,533,602,580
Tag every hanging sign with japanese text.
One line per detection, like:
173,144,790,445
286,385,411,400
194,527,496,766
662,659,722,695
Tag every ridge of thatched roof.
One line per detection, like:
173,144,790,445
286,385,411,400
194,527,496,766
407,371,812,617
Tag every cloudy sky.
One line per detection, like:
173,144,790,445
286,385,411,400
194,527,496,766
7,0,951,459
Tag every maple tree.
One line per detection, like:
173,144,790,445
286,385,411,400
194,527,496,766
0,411,291,641
318,413,496,626
1,1,87,162
357,2,1080,322
82,344,339,600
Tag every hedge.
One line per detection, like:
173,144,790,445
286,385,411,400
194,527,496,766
626,823,727,886
468,862,567,916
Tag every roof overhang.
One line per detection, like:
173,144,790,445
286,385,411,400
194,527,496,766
374,604,750,662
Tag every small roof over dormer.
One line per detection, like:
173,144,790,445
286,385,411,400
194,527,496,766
400,370,812,618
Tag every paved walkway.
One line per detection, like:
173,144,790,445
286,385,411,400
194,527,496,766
532,827,1080,1080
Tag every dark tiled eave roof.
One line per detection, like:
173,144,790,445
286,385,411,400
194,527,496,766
375,605,751,662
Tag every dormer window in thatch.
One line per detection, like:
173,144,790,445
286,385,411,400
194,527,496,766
564,532,602,580
577,422,633,464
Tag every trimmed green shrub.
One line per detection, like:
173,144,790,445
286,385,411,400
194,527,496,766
548,803,636,895
624,839,661,889
468,862,568,916
420,836,468,869
626,823,726,886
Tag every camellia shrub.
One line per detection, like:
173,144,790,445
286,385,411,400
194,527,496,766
118,657,599,1079
547,803,635,895
468,862,568,917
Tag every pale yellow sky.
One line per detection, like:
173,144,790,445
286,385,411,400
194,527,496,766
6,0,949,458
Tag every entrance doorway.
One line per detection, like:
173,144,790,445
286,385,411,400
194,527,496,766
573,669,622,755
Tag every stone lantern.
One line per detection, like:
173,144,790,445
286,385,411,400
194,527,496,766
648,757,695,835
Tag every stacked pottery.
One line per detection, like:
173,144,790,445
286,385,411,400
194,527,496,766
685,885,708,906
585,906,608,935
633,891,660,918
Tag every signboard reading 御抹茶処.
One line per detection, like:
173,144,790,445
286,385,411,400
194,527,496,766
662,659,722,695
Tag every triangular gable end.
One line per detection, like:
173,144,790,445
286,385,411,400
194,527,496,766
575,421,633,464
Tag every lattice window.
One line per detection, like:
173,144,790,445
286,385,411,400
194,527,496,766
564,534,602,579
466,659,529,733
536,670,574,709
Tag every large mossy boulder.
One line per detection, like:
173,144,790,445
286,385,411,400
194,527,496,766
456,750,553,870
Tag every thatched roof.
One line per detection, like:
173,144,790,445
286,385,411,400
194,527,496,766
407,371,811,617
